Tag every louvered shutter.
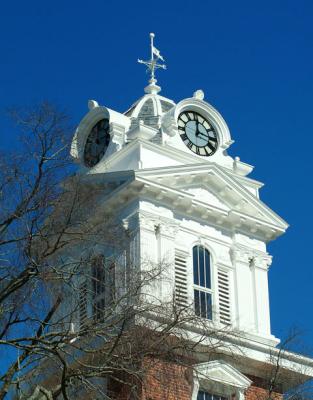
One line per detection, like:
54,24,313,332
217,269,231,325
174,251,188,308
79,281,88,327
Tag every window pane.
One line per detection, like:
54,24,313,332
198,392,227,400
206,292,212,320
92,256,105,297
108,262,115,302
200,290,206,318
193,246,199,285
197,390,205,400
204,249,211,289
194,289,200,316
199,246,205,287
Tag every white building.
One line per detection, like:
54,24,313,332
68,34,313,400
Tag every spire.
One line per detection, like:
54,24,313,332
138,33,166,94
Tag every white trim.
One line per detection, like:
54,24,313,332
192,360,252,400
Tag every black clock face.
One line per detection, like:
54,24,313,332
84,119,110,167
178,111,218,156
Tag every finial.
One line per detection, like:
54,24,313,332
193,89,205,100
88,100,99,110
138,33,166,94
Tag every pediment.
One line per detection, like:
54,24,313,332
195,360,252,389
184,185,230,211
83,163,288,241
133,163,288,240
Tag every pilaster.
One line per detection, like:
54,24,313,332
230,247,256,333
230,246,272,337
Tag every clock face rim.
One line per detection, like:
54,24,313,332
177,111,218,157
83,118,110,167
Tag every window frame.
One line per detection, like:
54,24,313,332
197,390,229,400
192,245,214,320
191,361,252,400
78,254,116,327
92,256,116,322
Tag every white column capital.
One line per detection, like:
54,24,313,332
250,254,272,270
156,221,180,238
230,247,251,264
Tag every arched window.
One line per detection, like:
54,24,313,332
193,245,212,320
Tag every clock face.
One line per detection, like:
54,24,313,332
84,119,110,167
178,111,218,156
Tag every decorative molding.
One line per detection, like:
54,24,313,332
71,106,131,166
70,106,110,162
230,247,251,264
230,245,272,269
127,211,181,238
138,213,157,232
192,360,252,400
250,255,272,270
157,221,180,238
171,97,232,150
110,122,125,148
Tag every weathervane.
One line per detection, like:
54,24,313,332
138,33,166,94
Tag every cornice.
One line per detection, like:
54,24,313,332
79,162,287,242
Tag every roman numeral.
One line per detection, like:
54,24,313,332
204,147,211,156
207,142,215,151
180,133,188,141
180,114,188,123
196,147,200,155
188,112,194,120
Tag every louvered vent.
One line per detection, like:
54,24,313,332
79,281,88,327
174,252,188,308
218,269,231,325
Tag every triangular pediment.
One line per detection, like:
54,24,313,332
133,163,288,240
195,360,252,389
184,185,230,211
83,162,288,241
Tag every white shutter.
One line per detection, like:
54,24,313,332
174,251,188,308
217,269,231,325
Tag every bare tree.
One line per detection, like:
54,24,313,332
248,329,313,400
0,103,238,399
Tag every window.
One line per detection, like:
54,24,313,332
193,245,212,320
92,255,106,322
193,361,252,400
78,255,115,327
91,256,115,322
198,391,228,400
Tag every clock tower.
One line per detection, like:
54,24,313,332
69,34,313,400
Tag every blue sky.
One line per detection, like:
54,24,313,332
0,0,313,351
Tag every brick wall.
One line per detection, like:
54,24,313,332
141,358,193,400
108,359,284,400
245,385,282,400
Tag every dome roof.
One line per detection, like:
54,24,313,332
124,93,176,130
